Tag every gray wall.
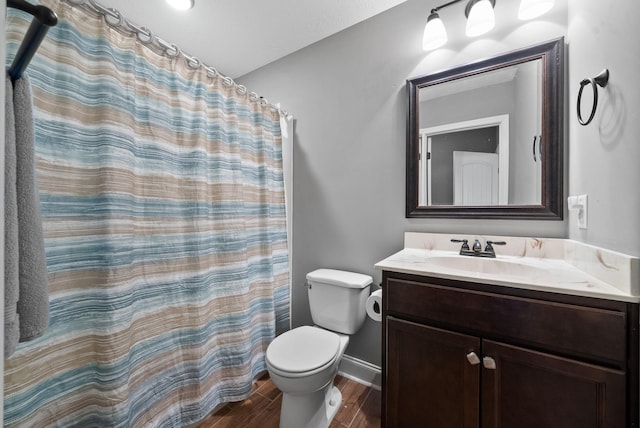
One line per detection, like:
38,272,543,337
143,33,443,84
238,0,640,364
420,82,515,130
567,0,640,257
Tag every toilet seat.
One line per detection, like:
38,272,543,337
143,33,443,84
266,326,340,375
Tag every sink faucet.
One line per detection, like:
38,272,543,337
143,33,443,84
451,238,506,258
451,238,469,252
484,240,506,256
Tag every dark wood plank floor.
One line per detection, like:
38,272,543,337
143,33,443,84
198,373,381,428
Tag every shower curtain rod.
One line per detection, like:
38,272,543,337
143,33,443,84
7,0,58,81
67,0,290,117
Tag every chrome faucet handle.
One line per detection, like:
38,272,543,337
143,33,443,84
484,240,506,252
451,238,469,250
472,240,482,252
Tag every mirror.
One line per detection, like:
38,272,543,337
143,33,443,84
406,37,564,219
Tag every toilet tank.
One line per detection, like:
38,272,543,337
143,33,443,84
306,269,372,335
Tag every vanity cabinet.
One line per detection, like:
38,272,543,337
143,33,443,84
381,271,639,428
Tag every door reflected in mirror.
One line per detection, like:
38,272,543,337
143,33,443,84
418,58,542,207
406,38,564,219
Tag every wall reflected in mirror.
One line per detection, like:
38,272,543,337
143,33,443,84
418,59,542,207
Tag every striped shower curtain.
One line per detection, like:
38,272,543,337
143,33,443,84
4,0,289,426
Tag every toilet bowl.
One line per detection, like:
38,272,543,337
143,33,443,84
266,326,349,428
265,269,372,428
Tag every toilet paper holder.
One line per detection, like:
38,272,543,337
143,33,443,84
366,289,383,322
371,300,380,314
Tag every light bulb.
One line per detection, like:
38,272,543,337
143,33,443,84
423,12,448,51
166,0,194,11
518,0,554,20
465,0,495,37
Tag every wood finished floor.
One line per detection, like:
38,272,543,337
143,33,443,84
198,374,381,428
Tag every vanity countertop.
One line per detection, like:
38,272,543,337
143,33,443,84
375,233,640,303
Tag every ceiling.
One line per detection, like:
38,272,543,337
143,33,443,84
97,0,410,78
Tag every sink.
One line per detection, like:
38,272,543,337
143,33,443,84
374,233,640,301
424,255,568,278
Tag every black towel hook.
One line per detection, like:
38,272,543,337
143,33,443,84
577,68,609,126
7,0,58,81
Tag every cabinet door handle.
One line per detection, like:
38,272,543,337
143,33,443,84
466,352,481,365
483,356,496,370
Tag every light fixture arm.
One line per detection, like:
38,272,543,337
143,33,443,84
431,0,466,15
428,0,498,18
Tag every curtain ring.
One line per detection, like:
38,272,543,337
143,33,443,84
204,65,218,78
577,69,609,126
136,27,154,45
164,43,180,58
103,8,123,28
186,56,201,69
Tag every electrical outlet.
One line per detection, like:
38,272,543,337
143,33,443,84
567,194,588,229
577,194,588,229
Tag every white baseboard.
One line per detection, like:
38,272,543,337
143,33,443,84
338,354,381,391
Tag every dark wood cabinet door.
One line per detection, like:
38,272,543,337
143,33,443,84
385,316,481,428
481,340,626,428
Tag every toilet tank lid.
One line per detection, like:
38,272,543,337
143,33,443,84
306,269,372,289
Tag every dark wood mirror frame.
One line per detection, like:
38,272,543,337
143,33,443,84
406,37,564,219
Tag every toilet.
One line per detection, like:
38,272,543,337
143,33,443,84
266,268,372,428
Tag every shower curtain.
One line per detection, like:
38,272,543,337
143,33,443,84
4,0,289,426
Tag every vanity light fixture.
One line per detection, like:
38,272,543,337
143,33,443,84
423,0,554,51
464,0,496,37
422,11,448,51
423,0,496,51
166,0,194,11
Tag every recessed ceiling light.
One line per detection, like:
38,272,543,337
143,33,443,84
166,0,194,11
